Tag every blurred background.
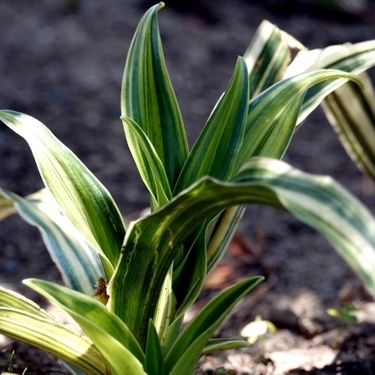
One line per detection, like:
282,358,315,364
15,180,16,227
0,1,375,371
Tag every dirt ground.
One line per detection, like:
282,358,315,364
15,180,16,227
0,0,375,374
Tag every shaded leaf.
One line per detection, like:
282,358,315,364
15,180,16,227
322,73,375,181
0,187,103,295
165,277,263,375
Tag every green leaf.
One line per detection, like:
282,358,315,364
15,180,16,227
285,40,375,124
206,205,246,272
0,285,53,320
172,233,207,317
0,187,103,295
287,41,375,78
121,116,171,208
244,20,303,98
121,2,188,189
109,157,375,348
0,110,125,272
162,314,184,357
153,264,175,342
0,308,105,375
24,279,146,366
234,157,375,297
321,73,375,181
164,277,263,375
173,57,249,194
145,320,163,375
234,69,362,172
201,338,250,355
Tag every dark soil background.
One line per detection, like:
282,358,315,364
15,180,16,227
0,0,375,374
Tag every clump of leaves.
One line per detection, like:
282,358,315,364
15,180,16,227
1,3,375,375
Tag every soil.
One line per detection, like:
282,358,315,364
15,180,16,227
0,0,375,374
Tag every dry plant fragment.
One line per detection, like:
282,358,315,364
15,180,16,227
93,277,109,305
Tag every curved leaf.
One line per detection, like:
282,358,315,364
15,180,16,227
0,307,105,375
234,69,362,172
284,40,375,124
121,116,171,208
0,285,53,320
109,157,375,347
0,187,103,295
322,73,375,181
0,110,125,272
121,2,188,189
201,338,250,355
234,157,375,295
24,279,145,366
244,20,303,98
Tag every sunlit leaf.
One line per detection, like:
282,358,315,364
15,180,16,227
121,116,171,208
235,69,362,171
0,307,105,375
121,3,188,189
0,110,125,273
109,157,375,348
244,20,304,98
25,279,145,366
173,56,249,194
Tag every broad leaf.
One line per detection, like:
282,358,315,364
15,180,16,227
234,69,362,172
109,157,375,348
0,110,125,272
284,40,375,124
0,285,53,320
322,73,375,181
24,279,145,365
121,3,188,189
0,187,103,295
0,307,105,375
244,20,304,98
